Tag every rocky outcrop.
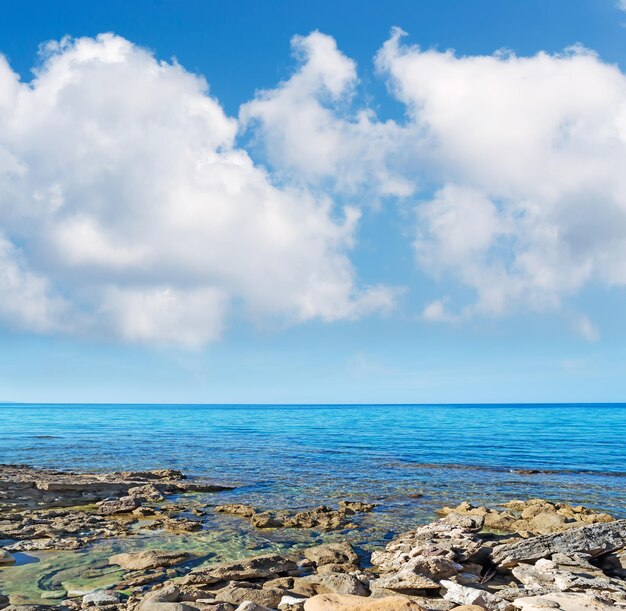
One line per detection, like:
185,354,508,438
215,503,374,531
491,519,626,567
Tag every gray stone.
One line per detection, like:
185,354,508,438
492,519,626,567
82,590,123,606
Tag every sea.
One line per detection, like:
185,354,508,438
1,403,625,601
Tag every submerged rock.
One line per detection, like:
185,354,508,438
109,550,193,570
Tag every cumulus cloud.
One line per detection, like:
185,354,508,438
0,34,395,346
240,31,415,198
376,29,626,319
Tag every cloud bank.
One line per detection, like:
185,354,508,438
2,30,626,345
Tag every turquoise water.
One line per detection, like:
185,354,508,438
1,403,625,526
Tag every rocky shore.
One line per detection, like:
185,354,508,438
1,465,625,611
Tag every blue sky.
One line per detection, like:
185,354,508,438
1,0,626,403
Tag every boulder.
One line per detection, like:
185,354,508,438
182,554,298,585
303,543,359,567
440,581,504,611
136,586,199,611
109,550,192,570
304,593,426,610
303,572,369,596
491,519,626,567
214,585,282,608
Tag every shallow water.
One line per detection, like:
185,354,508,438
1,403,625,602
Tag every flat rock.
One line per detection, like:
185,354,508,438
491,519,626,567
182,554,298,585
109,550,192,570
82,590,123,606
511,592,616,610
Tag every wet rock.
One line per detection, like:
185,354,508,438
303,593,426,610
250,512,284,529
0,595,8,611
338,501,377,513
182,554,299,586
82,590,123,606
215,505,257,518
491,519,626,567
0,549,15,565
303,543,358,567
109,550,192,570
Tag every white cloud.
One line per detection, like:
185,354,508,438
618,0,626,12
376,30,626,319
240,31,415,199
0,34,395,346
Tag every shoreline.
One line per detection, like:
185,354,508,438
1,465,625,610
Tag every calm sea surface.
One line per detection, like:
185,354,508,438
1,403,625,521
1,403,625,602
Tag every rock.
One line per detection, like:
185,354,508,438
250,512,284,529
215,505,257,518
234,603,274,611
528,512,570,534
97,496,140,515
511,592,616,610
0,549,15,565
136,586,199,611
450,607,485,611
278,595,307,611
82,590,123,606
40,590,67,600
128,484,165,502
440,581,505,611
109,550,192,570
0,595,9,611
303,572,369,596
443,513,485,532
303,543,359,567
182,554,298,585
214,585,282,608
491,519,626,567
339,501,377,513
304,593,427,610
